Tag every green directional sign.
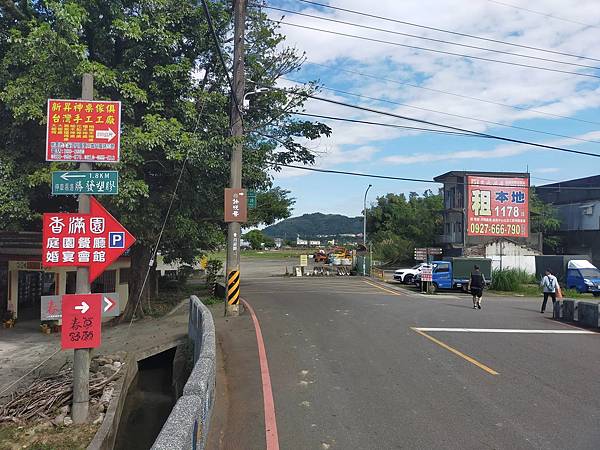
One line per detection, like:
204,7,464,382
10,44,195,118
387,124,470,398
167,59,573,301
247,189,257,209
52,171,119,195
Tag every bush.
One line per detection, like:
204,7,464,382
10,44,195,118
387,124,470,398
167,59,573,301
491,269,536,291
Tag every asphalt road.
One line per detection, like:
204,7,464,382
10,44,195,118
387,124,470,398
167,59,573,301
224,275,600,450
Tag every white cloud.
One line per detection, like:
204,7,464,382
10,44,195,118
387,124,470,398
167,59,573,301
534,167,560,174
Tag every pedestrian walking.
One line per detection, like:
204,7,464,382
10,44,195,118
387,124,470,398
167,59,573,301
469,265,486,309
540,269,559,313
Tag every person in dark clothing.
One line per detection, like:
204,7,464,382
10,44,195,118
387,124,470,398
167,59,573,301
469,265,486,309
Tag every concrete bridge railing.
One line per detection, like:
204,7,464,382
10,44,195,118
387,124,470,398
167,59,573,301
554,299,600,328
151,295,216,450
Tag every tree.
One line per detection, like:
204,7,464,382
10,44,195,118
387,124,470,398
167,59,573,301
243,229,272,250
247,187,294,227
0,1,331,320
367,190,443,263
530,188,562,252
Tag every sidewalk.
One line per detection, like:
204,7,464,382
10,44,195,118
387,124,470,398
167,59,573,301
0,299,190,398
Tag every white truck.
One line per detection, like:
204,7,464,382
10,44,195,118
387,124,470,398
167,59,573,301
393,263,428,284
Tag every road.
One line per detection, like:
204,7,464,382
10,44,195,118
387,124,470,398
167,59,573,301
212,269,600,450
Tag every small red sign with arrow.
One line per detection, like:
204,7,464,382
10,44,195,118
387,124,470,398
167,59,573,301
46,99,121,162
42,197,136,282
61,294,102,350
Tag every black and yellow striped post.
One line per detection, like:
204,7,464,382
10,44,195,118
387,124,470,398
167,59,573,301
227,270,240,306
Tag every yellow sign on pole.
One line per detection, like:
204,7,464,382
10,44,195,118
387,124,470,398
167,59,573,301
300,255,308,267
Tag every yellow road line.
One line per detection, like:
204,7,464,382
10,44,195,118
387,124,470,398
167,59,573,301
362,279,404,296
411,328,499,376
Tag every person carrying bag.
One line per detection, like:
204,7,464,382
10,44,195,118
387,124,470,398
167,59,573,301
540,268,559,313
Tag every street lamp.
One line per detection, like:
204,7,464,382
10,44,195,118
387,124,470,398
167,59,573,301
363,184,372,276
243,87,270,110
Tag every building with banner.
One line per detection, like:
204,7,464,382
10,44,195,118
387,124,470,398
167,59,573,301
0,232,131,322
537,174,600,267
434,171,542,272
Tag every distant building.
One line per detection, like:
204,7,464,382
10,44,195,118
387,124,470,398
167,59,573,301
274,238,283,249
434,171,542,268
296,236,308,246
537,175,600,266
309,240,321,246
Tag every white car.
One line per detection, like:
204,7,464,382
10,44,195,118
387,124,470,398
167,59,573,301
394,263,428,284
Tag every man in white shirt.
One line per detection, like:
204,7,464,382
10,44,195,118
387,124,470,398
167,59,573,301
540,269,559,313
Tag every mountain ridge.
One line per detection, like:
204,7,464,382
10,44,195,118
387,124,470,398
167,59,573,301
263,213,363,238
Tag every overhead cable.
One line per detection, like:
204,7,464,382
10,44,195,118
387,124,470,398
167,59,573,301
288,0,600,63
270,21,600,79
260,5,600,70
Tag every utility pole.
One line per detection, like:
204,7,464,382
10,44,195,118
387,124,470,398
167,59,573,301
226,0,246,316
72,73,93,424
363,184,372,276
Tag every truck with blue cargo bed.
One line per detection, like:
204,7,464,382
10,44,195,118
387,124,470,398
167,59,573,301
415,257,492,293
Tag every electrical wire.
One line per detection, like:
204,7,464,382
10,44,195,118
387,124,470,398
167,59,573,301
264,84,600,157
271,163,600,190
288,0,600,63
485,0,600,30
259,4,600,70
284,77,600,145
271,21,600,79
293,112,483,137
0,348,62,396
305,62,600,127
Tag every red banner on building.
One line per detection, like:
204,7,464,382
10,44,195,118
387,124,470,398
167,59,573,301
42,197,136,282
466,176,529,237
61,294,102,350
46,99,121,162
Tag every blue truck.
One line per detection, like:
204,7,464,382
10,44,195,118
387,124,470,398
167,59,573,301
416,257,492,293
565,260,600,296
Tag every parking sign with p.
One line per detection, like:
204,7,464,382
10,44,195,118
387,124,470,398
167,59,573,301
109,232,125,248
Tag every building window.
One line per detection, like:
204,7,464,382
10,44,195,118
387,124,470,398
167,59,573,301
119,268,130,285
445,222,451,234
66,271,77,294
92,270,116,293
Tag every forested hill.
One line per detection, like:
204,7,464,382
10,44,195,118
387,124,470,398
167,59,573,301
263,213,362,238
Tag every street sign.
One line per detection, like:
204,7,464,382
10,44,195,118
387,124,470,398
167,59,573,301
42,197,136,282
421,266,433,282
61,294,102,349
414,247,443,261
42,293,120,320
46,99,121,162
247,190,257,209
52,171,119,195
300,255,308,267
224,188,247,222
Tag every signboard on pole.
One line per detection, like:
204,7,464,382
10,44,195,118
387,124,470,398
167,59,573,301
421,266,433,282
42,293,120,320
224,188,247,222
414,247,442,261
247,190,257,209
52,171,119,195
300,255,308,267
467,175,529,237
42,197,136,282
46,99,121,162
61,294,102,349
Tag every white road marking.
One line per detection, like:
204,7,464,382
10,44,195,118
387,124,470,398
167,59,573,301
413,327,596,334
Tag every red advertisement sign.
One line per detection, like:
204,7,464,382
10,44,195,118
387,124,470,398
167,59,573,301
42,197,136,282
467,176,529,237
61,294,102,350
46,99,121,162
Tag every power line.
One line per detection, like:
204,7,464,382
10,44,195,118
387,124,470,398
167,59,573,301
272,163,600,190
259,4,600,71
266,85,600,157
289,0,600,63
306,62,600,127
271,21,600,80
293,112,483,137
284,77,600,145
486,0,600,30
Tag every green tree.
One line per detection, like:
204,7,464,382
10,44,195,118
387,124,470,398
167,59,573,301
243,229,272,250
367,190,443,263
247,187,295,227
0,0,330,319
530,188,562,252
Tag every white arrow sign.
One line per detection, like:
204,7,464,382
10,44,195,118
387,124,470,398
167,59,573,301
60,172,86,181
95,128,116,141
74,301,90,314
103,296,115,313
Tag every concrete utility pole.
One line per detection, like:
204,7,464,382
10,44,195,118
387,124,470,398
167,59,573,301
363,184,372,276
72,73,93,424
226,0,247,317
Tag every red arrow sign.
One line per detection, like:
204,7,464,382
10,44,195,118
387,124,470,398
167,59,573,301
43,197,136,283
61,294,102,350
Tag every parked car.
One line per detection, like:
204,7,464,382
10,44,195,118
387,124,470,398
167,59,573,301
394,263,428,284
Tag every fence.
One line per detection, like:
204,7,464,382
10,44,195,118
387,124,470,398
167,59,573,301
151,296,216,450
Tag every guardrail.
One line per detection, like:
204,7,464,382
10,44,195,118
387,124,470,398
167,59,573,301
553,299,600,328
151,296,216,450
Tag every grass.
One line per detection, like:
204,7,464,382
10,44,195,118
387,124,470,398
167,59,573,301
0,423,98,450
206,249,308,261
147,280,224,318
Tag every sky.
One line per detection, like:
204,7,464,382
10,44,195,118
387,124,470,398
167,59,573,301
259,0,600,218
